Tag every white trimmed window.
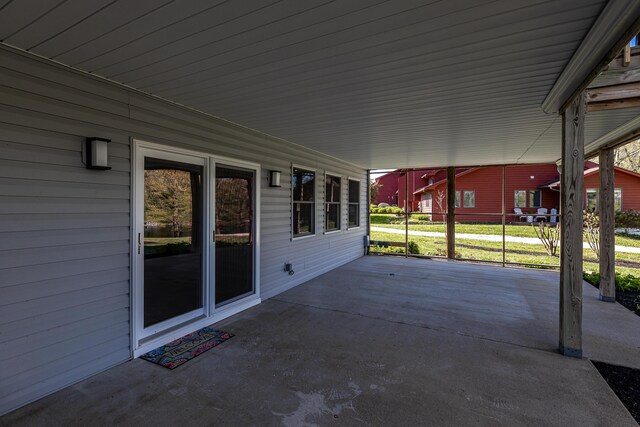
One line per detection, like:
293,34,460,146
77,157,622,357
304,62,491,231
325,174,341,232
348,179,360,228
587,188,622,212
463,191,475,208
529,190,542,208
292,167,315,237
514,190,526,208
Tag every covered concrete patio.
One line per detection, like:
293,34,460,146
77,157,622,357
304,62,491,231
3,257,639,426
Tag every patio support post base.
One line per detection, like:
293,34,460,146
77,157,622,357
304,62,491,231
559,346,583,358
598,295,616,303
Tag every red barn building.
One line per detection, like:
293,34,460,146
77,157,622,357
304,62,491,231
544,165,640,214
373,172,400,205
375,162,640,223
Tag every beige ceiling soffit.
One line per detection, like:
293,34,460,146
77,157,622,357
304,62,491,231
584,114,640,158
541,1,640,114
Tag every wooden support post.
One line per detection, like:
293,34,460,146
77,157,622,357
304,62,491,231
446,167,456,259
405,170,409,258
599,149,616,302
366,169,371,256
501,165,506,267
559,91,586,358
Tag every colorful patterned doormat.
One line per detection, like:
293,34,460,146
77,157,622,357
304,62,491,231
140,327,234,369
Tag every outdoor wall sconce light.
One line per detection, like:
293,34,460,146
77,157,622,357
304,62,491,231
84,137,111,170
269,170,282,187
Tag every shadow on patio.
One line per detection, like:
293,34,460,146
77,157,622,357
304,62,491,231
3,256,639,426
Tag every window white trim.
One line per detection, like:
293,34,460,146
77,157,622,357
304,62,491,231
131,139,261,355
528,190,542,208
324,171,342,234
292,164,317,239
347,176,362,230
514,190,526,208
586,187,623,212
463,190,475,208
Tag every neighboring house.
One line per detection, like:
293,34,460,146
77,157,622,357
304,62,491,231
377,162,640,223
373,172,400,205
543,165,640,213
420,164,564,222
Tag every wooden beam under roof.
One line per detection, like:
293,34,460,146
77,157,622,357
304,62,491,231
589,46,640,88
587,46,640,111
587,81,640,111
587,97,640,111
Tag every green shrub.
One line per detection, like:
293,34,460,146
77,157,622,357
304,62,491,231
583,271,640,292
370,214,392,224
407,241,420,254
616,209,640,229
411,214,431,222
617,274,640,292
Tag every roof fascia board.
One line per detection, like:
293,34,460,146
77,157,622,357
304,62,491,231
584,114,640,158
542,1,640,114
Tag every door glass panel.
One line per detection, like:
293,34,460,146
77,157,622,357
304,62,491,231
215,165,255,306
144,157,203,327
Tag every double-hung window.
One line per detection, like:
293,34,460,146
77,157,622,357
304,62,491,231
529,190,542,208
454,191,475,208
348,179,360,228
463,191,475,208
325,174,341,232
586,188,623,212
292,167,315,237
514,190,526,208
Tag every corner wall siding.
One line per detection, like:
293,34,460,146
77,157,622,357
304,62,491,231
0,46,366,415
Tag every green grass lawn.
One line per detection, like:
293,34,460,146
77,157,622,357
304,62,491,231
370,215,640,248
370,230,640,277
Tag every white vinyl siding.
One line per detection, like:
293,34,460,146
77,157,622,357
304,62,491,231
0,46,366,415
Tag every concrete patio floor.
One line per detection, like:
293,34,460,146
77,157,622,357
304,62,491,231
3,256,640,426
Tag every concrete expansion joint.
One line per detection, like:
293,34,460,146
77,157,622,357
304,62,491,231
270,298,553,356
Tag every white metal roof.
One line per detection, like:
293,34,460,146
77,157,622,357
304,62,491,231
1,0,639,168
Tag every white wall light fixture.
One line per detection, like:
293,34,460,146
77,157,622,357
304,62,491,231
269,170,282,187
85,137,111,170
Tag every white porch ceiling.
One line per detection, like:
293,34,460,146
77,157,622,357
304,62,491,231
1,0,639,168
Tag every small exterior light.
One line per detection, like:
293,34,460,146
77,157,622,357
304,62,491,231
269,170,281,187
85,137,111,170
530,175,535,179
